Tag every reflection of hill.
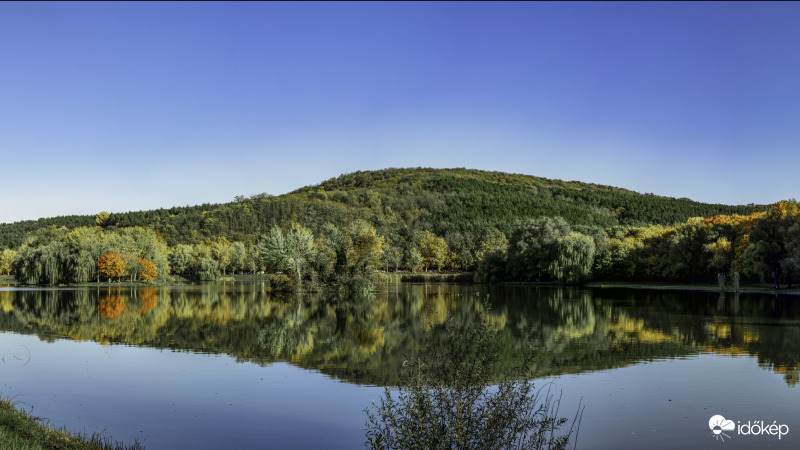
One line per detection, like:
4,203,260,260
1,284,800,386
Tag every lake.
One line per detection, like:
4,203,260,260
0,282,799,449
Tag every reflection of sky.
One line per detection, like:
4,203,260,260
3,332,800,449
0,332,384,449
548,355,800,450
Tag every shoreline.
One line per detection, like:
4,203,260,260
6,272,800,297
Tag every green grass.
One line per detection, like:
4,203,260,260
0,398,142,450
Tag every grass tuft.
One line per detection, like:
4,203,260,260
0,397,143,450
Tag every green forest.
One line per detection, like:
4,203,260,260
1,167,793,289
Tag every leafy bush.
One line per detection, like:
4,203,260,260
365,309,582,450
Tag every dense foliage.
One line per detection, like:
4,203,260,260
1,168,764,249
0,168,786,287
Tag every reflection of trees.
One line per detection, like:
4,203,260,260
137,287,157,314
280,284,505,384
480,286,800,387
2,284,800,386
98,295,125,319
10,287,170,345
0,290,12,313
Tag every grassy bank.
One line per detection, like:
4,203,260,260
0,398,142,450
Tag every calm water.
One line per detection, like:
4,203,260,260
1,282,799,449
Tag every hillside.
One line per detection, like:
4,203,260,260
0,168,768,249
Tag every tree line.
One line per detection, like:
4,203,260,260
3,200,798,289
1,168,786,288
475,200,800,287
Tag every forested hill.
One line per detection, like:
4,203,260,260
0,168,767,248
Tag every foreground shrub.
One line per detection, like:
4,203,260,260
365,309,582,450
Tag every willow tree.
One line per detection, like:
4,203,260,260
507,216,571,281
12,246,42,285
549,231,596,284
64,227,104,283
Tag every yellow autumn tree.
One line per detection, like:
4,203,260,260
94,211,111,227
419,231,449,271
0,248,16,275
97,253,125,282
347,220,386,273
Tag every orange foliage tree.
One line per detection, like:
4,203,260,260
97,253,125,281
137,258,158,282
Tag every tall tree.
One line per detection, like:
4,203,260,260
658,221,715,284
419,231,448,271
230,241,248,274
0,248,16,275
742,202,800,287
258,227,291,273
346,220,386,274
169,244,194,276
476,227,508,263
212,237,234,275
258,223,316,285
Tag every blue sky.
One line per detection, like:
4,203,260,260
2,2,799,223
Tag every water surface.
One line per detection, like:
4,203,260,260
1,283,798,448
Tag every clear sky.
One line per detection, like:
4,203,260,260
2,2,799,223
